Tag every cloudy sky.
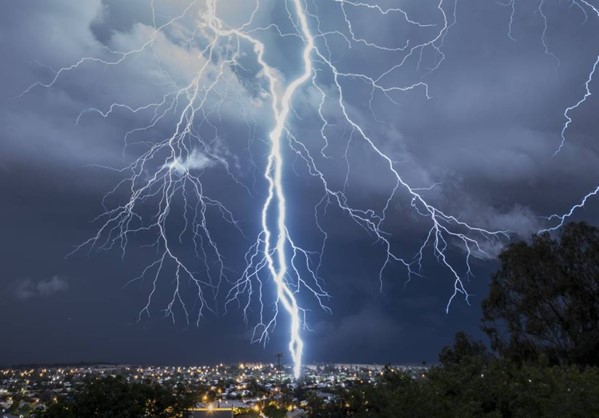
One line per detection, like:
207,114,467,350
1,0,598,367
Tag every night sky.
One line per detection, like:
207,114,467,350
1,0,599,368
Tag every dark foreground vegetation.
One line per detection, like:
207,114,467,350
42,376,195,417
306,341,599,417
40,222,599,417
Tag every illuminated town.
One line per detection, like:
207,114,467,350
0,362,428,417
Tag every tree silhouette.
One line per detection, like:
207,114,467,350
482,222,599,367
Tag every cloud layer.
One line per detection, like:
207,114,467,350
1,0,598,366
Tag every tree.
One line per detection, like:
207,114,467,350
302,359,599,417
438,332,489,367
482,222,599,367
306,368,449,418
42,375,195,418
262,403,287,418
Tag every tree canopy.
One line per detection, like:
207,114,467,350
482,222,599,367
42,376,195,418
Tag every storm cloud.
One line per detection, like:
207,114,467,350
1,0,598,367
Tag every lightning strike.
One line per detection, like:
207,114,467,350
516,0,599,230
25,0,513,378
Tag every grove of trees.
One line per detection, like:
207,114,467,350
42,376,195,418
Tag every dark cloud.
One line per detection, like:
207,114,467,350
0,0,598,367
312,306,404,361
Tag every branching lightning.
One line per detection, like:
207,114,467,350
517,0,599,231
25,0,522,378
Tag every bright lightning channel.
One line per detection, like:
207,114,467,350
24,0,509,379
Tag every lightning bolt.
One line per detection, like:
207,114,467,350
499,0,518,41
514,0,599,230
556,3,599,157
24,0,510,378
